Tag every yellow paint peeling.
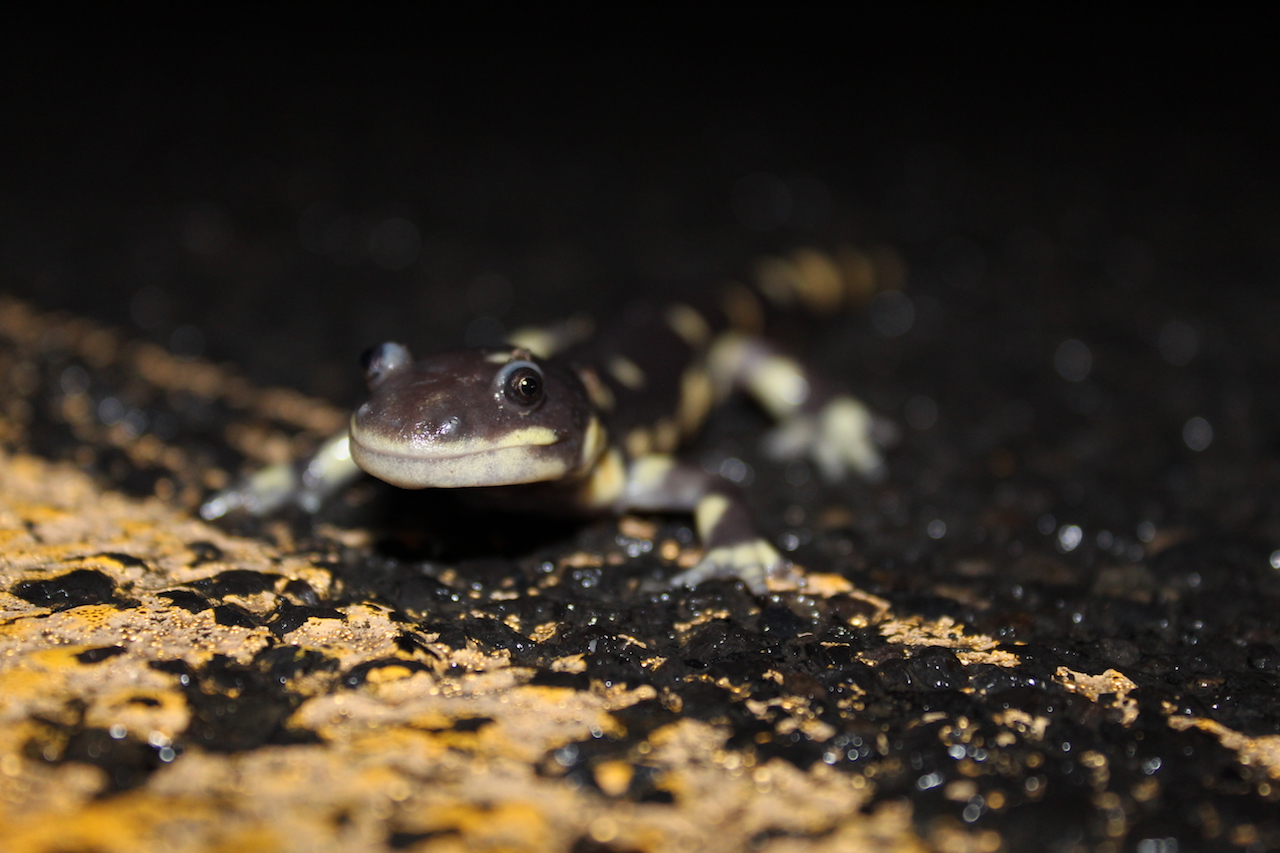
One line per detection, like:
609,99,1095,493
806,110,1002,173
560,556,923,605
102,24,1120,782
363,664,419,684
1165,708,1280,779
593,760,634,797
878,616,1021,668
0,793,254,853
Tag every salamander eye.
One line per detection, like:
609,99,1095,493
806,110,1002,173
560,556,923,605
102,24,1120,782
497,360,545,409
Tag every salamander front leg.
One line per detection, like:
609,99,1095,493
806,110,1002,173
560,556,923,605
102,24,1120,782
669,489,800,592
619,455,795,593
200,430,363,520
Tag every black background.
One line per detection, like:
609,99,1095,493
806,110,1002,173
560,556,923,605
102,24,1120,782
5,11,1273,397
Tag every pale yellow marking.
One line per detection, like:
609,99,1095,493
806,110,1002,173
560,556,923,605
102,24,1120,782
624,427,652,459
761,394,881,481
665,303,711,347
748,355,810,418
607,355,647,390
694,493,731,539
756,248,850,313
577,448,627,508
707,335,814,421
815,396,878,479
303,428,353,475
628,455,676,493
677,366,714,436
753,255,800,307
579,416,608,471
651,417,681,454
707,332,750,398
505,327,558,359
576,366,615,411
720,282,765,334
790,248,844,313
358,422,560,457
507,315,594,358
477,425,560,452
484,350,515,364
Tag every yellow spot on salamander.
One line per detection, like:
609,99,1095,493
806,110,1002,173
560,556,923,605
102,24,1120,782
505,327,558,359
753,249,855,314
486,426,561,451
577,366,615,411
625,427,652,458
750,355,811,418
790,248,845,314
708,332,750,398
665,303,711,347
651,417,680,454
677,366,714,436
694,493,731,537
607,355,647,390
508,315,594,358
578,448,627,509
754,255,802,307
628,455,676,493
720,283,765,334
579,416,608,470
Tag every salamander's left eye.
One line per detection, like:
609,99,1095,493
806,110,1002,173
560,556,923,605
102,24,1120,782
498,360,545,409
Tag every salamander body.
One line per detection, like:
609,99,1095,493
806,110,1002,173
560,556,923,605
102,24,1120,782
202,247,898,592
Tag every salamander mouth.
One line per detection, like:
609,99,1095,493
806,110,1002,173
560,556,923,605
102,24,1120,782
349,430,570,488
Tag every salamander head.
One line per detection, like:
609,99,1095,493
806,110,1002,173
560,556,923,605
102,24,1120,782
349,343,598,488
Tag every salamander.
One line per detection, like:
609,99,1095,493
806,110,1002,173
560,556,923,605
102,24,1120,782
201,247,899,592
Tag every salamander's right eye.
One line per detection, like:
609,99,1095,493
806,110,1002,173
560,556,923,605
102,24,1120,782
361,342,413,388
496,360,545,410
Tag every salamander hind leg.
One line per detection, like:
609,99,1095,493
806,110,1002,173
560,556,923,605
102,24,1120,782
708,334,893,483
762,394,892,483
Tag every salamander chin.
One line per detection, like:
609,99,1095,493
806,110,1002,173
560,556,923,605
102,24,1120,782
349,432,573,488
